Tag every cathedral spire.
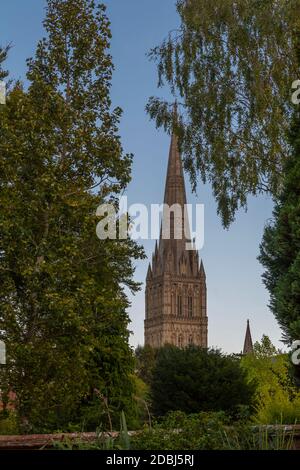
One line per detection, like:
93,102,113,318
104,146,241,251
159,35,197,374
243,319,254,354
158,106,192,272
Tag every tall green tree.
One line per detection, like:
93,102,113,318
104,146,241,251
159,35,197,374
0,0,143,432
147,0,298,226
258,33,300,347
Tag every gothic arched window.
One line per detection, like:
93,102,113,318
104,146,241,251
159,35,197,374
178,334,183,348
188,335,193,346
177,295,182,316
171,291,175,315
188,296,193,318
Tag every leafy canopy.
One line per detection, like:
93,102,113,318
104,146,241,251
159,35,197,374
147,0,298,226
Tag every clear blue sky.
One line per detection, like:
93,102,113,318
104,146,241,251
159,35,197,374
0,0,283,353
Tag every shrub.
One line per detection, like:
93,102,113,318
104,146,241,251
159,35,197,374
151,346,256,417
131,411,294,450
241,336,300,424
0,411,18,435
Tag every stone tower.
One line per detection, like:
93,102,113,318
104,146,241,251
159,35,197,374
144,129,208,348
243,319,254,354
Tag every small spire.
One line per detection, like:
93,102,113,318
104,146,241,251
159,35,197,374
243,319,254,354
146,263,152,280
199,259,206,278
